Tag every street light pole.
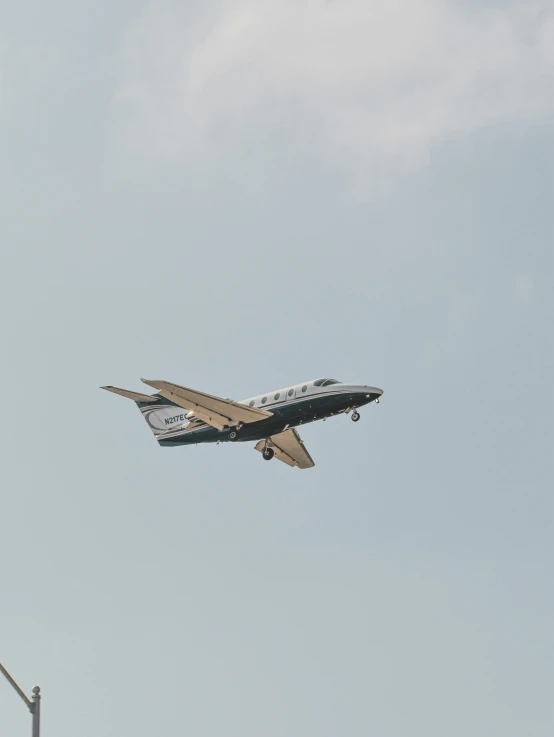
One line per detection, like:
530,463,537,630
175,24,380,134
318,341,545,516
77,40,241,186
32,686,41,737
0,662,40,737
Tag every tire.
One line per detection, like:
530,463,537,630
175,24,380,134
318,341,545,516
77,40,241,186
262,447,274,461
229,429,239,441
351,412,360,422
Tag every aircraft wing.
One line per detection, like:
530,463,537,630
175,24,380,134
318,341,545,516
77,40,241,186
101,386,160,403
141,379,273,431
255,429,315,469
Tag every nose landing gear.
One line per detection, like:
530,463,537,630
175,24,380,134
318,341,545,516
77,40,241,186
351,411,361,422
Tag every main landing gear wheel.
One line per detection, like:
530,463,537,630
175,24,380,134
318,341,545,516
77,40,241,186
351,411,361,422
262,447,274,461
229,429,239,441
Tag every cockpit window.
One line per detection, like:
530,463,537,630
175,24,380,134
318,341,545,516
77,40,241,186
314,378,341,387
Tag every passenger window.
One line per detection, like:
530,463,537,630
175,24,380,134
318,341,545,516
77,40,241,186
262,397,267,404
274,393,280,400
302,385,307,392
249,400,255,407
288,389,293,396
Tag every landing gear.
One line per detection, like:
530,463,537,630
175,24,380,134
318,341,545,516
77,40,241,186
229,428,240,441
262,447,274,461
351,411,360,422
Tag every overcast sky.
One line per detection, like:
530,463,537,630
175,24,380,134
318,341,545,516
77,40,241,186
1,1,552,736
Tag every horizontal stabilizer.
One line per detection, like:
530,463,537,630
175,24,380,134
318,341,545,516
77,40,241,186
101,386,159,403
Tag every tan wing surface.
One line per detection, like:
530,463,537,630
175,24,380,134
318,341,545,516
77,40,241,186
255,429,315,469
101,386,160,403
141,379,273,431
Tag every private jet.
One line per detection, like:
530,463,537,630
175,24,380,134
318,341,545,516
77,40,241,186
101,378,383,469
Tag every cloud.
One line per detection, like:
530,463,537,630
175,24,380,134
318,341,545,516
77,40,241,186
115,0,554,185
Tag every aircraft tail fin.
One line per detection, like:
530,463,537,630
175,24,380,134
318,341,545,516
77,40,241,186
101,385,191,436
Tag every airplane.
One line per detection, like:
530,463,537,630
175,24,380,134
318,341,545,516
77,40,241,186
101,377,383,469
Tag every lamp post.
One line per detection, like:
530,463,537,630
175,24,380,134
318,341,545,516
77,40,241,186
0,662,40,737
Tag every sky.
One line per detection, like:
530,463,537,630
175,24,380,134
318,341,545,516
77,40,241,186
1,1,552,735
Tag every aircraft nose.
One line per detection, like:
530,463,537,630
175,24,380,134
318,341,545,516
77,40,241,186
366,385,383,396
